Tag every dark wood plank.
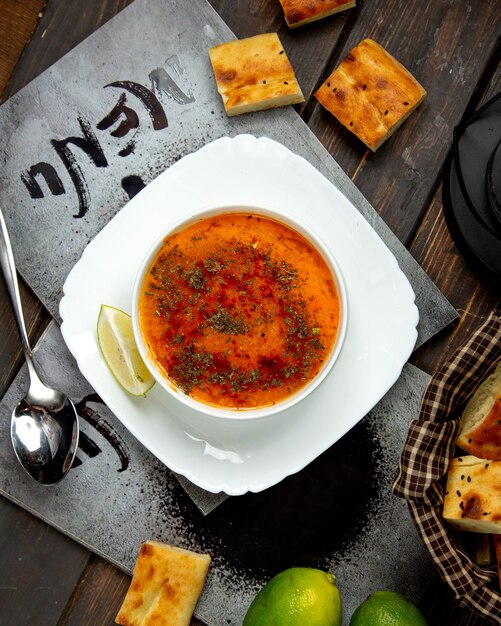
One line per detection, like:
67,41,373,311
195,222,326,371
0,498,89,625
1,0,136,102
410,185,501,376
0,278,49,395
58,555,206,626
307,0,501,243
410,56,501,376
58,557,130,625
0,0,46,98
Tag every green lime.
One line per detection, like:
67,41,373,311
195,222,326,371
350,591,428,626
243,567,342,626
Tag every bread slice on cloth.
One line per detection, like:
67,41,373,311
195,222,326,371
457,361,501,461
115,540,211,626
443,456,501,534
278,0,356,28
208,33,304,116
314,38,426,151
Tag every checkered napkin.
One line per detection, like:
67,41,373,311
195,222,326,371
393,312,501,622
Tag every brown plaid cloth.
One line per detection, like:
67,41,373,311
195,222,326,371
393,312,501,624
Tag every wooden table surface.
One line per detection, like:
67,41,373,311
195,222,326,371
0,1,500,625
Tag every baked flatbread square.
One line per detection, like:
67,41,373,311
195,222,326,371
209,33,304,116
115,540,211,626
456,361,501,461
314,38,426,151
278,0,356,28
442,456,501,534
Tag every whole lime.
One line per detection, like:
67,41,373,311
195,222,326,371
243,567,342,626
350,591,428,626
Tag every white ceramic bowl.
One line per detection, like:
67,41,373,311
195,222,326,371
132,204,347,420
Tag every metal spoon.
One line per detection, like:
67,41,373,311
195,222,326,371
0,208,79,484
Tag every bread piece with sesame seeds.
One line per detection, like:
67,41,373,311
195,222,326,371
314,38,426,151
278,0,356,29
115,540,211,626
208,33,304,117
443,456,501,534
457,361,501,462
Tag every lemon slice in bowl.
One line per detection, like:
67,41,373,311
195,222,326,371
97,304,154,397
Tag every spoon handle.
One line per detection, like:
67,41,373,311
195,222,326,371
0,209,69,410
0,208,33,357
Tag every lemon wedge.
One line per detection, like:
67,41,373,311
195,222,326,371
97,304,155,396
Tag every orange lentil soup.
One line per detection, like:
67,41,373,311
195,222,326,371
138,212,341,409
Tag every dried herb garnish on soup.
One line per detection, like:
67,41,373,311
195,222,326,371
138,213,341,409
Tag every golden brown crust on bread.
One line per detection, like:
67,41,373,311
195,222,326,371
314,38,426,151
443,456,501,534
115,540,211,626
278,0,356,28
457,362,501,461
208,33,304,116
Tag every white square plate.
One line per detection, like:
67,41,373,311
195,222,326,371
60,134,418,495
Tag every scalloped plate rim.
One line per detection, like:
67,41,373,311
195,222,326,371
60,134,418,495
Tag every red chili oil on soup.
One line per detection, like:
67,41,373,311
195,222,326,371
138,213,341,409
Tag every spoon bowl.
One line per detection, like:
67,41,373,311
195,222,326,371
0,208,79,484
11,396,79,485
